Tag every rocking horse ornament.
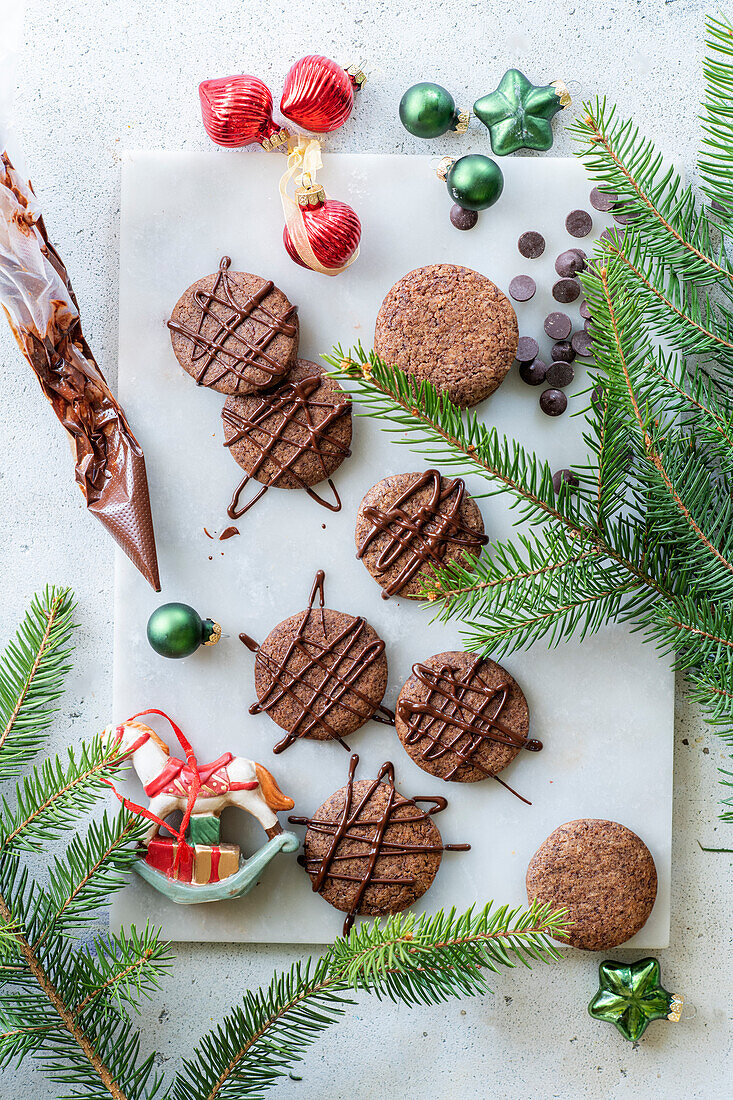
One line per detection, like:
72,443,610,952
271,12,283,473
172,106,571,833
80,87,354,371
102,710,298,904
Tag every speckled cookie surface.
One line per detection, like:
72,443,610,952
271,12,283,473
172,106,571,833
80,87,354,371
374,264,518,408
526,819,658,950
355,470,488,599
168,258,298,395
302,778,443,918
222,360,352,488
254,607,389,746
395,651,530,782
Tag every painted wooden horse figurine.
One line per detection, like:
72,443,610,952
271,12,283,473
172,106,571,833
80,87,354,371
102,718,299,903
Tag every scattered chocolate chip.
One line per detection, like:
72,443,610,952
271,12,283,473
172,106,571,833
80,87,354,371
589,187,617,212
450,204,479,231
591,384,604,409
552,278,580,304
552,340,575,363
509,275,537,302
518,230,546,258
544,312,572,340
612,206,636,226
555,249,586,278
516,336,540,362
584,318,593,333
571,330,594,357
600,228,620,245
519,359,547,386
552,468,579,492
579,300,592,320
546,361,575,388
539,388,568,417
566,209,593,238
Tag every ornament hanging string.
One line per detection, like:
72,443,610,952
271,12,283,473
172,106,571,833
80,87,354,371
102,708,202,874
279,136,359,276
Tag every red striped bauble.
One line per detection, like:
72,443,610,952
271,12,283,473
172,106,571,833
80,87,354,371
283,199,361,271
280,56,358,133
199,74,280,148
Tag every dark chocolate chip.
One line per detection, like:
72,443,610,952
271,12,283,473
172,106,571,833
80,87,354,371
518,231,545,258
546,361,575,388
552,278,580,304
589,187,617,213
519,359,547,386
544,312,572,340
591,384,604,409
565,209,593,238
555,249,586,277
552,468,579,492
516,336,540,363
509,275,537,302
579,300,592,320
584,318,593,333
450,204,479,231
571,330,594,357
552,340,575,363
539,388,568,417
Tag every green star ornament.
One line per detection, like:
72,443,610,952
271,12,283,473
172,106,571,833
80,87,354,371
588,958,683,1042
473,69,571,156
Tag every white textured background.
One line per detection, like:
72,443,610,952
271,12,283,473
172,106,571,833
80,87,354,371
1,1,731,1097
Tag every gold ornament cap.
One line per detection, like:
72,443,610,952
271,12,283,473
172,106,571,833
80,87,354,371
551,80,572,108
436,155,454,182
295,182,326,208
262,127,291,152
667,994,683,1023
454,110,470,135
203,621,222,646
345,62,367,89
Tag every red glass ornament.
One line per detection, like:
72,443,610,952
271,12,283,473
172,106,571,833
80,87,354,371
280,56,362,133
283,197,361,271
199,74,282,148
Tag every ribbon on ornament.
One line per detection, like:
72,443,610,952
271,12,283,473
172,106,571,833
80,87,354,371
103,708,202,875
279,136,359,276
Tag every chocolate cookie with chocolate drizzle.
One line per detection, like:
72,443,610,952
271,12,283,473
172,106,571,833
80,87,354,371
355,470,488,599
222,360,352,519
289,753,470,934
396,651,541,785
242,571,392,754
168,257,298,395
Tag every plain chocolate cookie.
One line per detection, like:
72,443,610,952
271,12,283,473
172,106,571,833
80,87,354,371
395,651,532,782
222,359,352,490
296,765,446,929
252,606,389,753
355,470,488,599
168,256,298,395
374,264,518,407
526,819,658,951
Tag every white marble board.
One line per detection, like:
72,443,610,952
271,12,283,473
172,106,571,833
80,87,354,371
111,151,673,945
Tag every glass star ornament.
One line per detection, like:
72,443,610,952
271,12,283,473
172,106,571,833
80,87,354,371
473,69,571,155
588,958,683,1041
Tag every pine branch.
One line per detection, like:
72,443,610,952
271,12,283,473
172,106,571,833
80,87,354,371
0,587,76,780
173,902,567,1100
700,16,733,216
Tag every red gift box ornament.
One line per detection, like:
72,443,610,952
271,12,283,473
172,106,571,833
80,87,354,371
280,56,366,133
199,74,289,150
280,138,361,275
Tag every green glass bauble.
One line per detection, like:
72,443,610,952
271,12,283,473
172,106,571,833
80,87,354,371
146,603,221,659
588,958,683,1042
444,154,503,211
399,83,468,139
473,69,571,156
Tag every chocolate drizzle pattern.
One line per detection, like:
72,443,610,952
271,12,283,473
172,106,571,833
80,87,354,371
245,571,394,754
289,753,470,934
398,656,542,783
167,256,297,390
223,371,351,518
356,470,489,599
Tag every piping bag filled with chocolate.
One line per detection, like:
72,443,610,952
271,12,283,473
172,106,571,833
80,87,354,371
0,153,161,590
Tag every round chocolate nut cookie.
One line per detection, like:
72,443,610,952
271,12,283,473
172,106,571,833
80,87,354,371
300,768,445,925
168,256,298,395
252,606,389,753
526,819,658,950
355,470,488,600
374,264,519,408
222,360,352,490
395,651,533,782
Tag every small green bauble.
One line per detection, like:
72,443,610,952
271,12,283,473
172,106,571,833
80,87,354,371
443,154,504,212
588,958,683,1042
146,602,221,659
399,82,468,139
473,69,571,156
